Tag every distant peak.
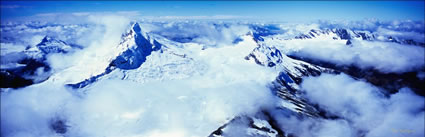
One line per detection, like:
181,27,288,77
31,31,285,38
36,36,71,54
39,36,67,44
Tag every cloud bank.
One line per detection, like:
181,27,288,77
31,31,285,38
1,62,275,137
279,38,425,73
273,73,424,137
317,19,424,34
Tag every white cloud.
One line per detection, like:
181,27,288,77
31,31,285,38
375,27,424,43
141,15,251,21
46,14,131,83
0,5,25,9
147,21,251,46
317,19,424,33
0,84,75,137
292,73,425,137
279,38,425,73
270,110,356,137
5,11,141,24
1,68,275,137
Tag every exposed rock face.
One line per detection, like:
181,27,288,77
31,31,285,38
111,23,162,69
49,118,69,134
0,70,33,88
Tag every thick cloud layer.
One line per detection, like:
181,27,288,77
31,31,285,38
1,62,276,137
274,74,424,137
279,38,425,73
317,19,425,35
1,77,273,137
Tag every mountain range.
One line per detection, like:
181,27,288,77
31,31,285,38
1,21,424,137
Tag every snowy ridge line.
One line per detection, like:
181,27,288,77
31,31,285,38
262,28,424,47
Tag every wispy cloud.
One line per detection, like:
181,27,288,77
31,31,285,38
141,15,252,20
3,11,142,24
34,11,142,17
0,5,25,9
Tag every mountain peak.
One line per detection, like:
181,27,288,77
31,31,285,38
132,22,142,32
40,36,52,43
36,36,72,54
111,23,162,70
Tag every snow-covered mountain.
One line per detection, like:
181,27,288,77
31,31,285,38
49,23,206,89
35,36,74,54
208,26,425,137
1,20,424,137
0,36,78,88
257,27,425,96
264,28,424,46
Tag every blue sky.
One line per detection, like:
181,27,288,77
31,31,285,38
1,1,424,22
